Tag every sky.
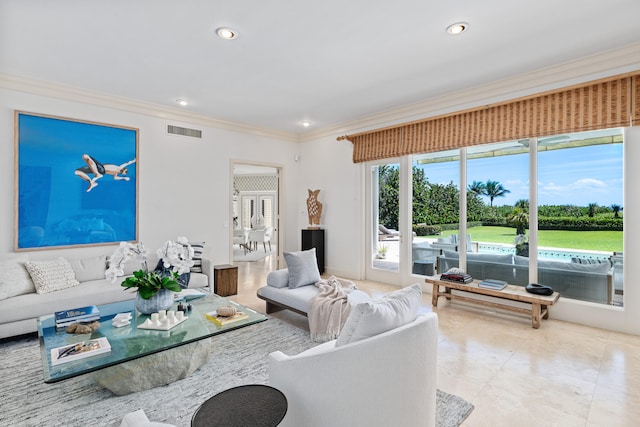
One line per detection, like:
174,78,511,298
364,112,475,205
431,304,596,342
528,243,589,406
417,144,623,207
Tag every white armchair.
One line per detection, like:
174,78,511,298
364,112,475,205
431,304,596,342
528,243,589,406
233,229,249,254
248,226,273,252
268,313,438,427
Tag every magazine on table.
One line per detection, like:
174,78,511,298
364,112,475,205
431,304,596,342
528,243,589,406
50,337,111,366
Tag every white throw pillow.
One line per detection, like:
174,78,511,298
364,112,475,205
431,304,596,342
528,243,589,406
0,257,36,300
539,259,610,274
68,255,107,282
283,248,320,289
25,258,80,294
114,257,144,276
335,283,422,347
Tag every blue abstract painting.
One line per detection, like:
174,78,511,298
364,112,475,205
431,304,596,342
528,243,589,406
15,112,138,250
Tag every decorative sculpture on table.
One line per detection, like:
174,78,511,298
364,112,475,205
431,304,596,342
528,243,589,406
306,189,323,229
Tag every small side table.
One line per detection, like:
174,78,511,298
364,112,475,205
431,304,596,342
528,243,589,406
191,384,287,427
214,264,238,296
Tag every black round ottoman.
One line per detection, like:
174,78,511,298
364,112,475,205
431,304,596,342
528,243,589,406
191,384,287,427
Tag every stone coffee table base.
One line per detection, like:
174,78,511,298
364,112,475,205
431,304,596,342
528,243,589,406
92,338,211,395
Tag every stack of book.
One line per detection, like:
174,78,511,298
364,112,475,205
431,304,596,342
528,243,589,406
478,279,507,290
55,305,101,330
440,272,473,283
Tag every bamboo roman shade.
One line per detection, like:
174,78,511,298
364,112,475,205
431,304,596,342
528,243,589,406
342,72,640,163
634,74,640,127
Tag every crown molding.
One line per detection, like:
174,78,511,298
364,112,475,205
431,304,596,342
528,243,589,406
3,42,639,145
0,73,299,143
300,42,640,142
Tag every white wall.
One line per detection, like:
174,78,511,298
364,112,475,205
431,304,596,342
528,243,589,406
296,136,364,279
3,83,640,336
0,87,299,265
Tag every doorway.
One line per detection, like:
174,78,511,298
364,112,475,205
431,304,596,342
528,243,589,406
365,157,414,286
230,162,283,277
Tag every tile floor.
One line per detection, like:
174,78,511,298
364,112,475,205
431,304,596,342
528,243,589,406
229,254,640,427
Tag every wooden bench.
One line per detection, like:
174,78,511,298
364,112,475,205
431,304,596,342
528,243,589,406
425,277,560,329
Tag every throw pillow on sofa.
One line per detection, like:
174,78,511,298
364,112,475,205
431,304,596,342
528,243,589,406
336,283,422,347
0,256,35,300
68,255,108,282
539,259,610,274
25,257,80,294
445,250,513,264
189,241,206,273
266,268,290,288
283,248,321,289
154,260,191,288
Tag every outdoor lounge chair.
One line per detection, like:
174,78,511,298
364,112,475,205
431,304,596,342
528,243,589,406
378,224,400,241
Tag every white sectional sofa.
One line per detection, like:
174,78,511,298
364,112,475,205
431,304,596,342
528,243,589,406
0,253,213,339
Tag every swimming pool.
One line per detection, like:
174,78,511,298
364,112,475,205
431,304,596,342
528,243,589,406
478,243,611,263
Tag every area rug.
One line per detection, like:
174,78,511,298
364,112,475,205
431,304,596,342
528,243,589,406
233,244,276,262
0,318,473,427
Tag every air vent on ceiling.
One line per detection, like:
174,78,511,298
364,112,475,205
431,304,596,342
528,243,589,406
167,124,202,139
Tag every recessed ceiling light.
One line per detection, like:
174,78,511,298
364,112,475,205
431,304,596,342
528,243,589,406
300,121,311,128
176,98,188,106
446,22,468,35
216,27,238,40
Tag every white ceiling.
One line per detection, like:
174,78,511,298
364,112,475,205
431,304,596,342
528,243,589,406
2,0,640,138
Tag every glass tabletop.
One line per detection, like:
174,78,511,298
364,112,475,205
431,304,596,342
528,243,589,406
37,293,267,383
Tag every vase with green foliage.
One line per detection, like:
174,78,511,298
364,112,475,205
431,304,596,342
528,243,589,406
106,237,194,314
514,234,529,257
122,270,182,314
376,244,388,259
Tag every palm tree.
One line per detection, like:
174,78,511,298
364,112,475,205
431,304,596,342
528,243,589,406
507,209,529,235
483,180,510,207
610,204,622,218
467,180,486,195
588,203,598,218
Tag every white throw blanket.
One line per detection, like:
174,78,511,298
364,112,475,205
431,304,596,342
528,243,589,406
308,276,357,343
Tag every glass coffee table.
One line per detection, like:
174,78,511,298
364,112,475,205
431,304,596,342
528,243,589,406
38,293,267,384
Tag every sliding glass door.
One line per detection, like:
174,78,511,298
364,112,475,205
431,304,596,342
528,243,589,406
367,128,624,306
535,129,623,305
366,159,415,284
411,150,460,278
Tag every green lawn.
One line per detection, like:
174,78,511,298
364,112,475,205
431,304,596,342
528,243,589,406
439,226,623,253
